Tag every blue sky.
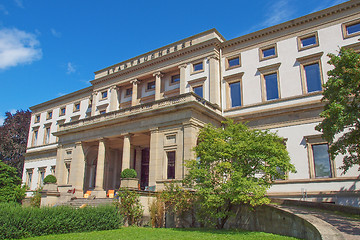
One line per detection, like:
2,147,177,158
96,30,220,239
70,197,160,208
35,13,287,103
0,0,348,124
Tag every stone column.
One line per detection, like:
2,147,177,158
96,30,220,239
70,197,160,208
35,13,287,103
91,91,98,116
179,64,187,94
149,128,160,187
209,55,220,106
135,148,142,180
69,142,86,197
109,85,119,111
182,122,199,178
55,145,65,185
94,138,106,197
122,134,131,171
153,72,163,100
130,79,139,106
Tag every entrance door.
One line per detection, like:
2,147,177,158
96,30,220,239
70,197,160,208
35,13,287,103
140,148,149,190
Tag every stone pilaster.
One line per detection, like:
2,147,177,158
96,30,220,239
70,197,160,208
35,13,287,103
209,55,220,106
94,138,106,197
91,91,98,116
130,79,139,106
135,147,142,180
122,134,132,171
69,142,85,197
109,85,119,111
149,128,160,187
55,144,65,185
178,64,187,94
182,122,199,177
153,72,163,100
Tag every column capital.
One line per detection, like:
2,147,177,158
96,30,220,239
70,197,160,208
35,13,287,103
75,141,82,146
122,133,133,138
92,91,98,97
178,64,187,69
130,79,140,85
149,127,159,133
110,85,118,90
208,55,219,61
153,71,164,78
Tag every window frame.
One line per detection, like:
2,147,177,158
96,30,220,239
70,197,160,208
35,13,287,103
43,125,51,145
32,128,39,147
38,167,46,188
297,32,319,51
46,111,53,120
191,60,204,75
125,87,132,97
73,102,81,112
224,72,244,109
170,74,180,85
305,135,335,179
296,52,324,94
258,63,281,102
225,54,241,70
26,169,33,187
166,150,176,180
342,18,360,39
146,81,156,92
259,44,278,61
101,90,108,100
35,114,40,123
60,107,66,116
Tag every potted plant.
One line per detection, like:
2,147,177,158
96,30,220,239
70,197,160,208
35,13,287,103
120,169,139,190
43,174,57,191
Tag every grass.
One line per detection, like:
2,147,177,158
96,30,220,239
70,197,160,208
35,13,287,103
24,227,299,240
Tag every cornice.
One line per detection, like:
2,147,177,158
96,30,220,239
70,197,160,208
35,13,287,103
222,1,360,49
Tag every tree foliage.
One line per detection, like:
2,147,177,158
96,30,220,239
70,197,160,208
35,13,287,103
0,161,26,203
114,188,143,226
316,48,360,173
184,119,295,229
0,110,31,177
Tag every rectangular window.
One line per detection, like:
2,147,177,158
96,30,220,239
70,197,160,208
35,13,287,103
297,32,319,51
193,86,203,98
262,47,275,58
167,151,175,179
301,36,316,47
147,81,155,90
229,81,241,107
50,166,56,175
125,88,132,96
264,73,279,101
342,19,360,39
228,56,240,68
47,111,52,120
32,130,38,146
74,103,80,112
100,110,106,115
66,163,71,184
346,22,360,35
193,62,203,72
35,114,40,123
171,74,180,84
312,144,332,178
101,91,108,99
26,169,33,187
44,127,50,144
60,107,66,116
304,63,322,93
259,44,277,61
39,168,45,187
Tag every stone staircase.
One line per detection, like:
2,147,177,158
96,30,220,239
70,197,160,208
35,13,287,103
62,198,115,207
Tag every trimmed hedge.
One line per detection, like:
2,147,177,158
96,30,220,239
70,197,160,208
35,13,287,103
43,175,57,184
0,202,122,239
121,168,137,178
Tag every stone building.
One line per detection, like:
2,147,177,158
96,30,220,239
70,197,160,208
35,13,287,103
23,1,360,206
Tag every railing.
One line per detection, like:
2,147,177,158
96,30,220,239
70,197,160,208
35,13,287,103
59,92,220,131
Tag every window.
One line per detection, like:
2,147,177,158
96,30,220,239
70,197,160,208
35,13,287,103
32,129,38,146
26,169,33,187
171,74,180,84
193,85,203,98
264,73,279,101
44,126,50,144
50,166,56,175
305,135,335,179
35,114,40,123
47,111,52,120
226,55,241,69
100,110,106,115
297,52,323,94
38,168,46,187
297,32,319,51
192,62,203,73
259,44,277,61
60,107,66,116
125,88,132,96
101,90,108,99
258,63,281,101
167,151,175,179
342,19,360,39
66,163,71,184
74,102,80,112
147,81,155,90
229,81,241,107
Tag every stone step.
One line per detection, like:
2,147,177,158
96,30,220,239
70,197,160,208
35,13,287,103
62,198,115,207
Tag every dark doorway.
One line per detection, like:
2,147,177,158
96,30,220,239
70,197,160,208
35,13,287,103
140,148,150,190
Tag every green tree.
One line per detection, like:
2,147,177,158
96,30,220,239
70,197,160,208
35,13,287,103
184,119,295,229
114,188,143,226
0,110,31,177
316,48,360,173
0,161,26,203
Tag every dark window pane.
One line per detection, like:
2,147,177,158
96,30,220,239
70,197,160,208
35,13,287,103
167,151,175,179
126,88,132,95
312,144,332,178
301,36,316,47
194,86,203,98
228,57,240,67
102,91,107,98
263,47,275,58
264,73,279,100
147,81,155,90
347,22,360,35
229,82,241,107
193,62,203,71
171,74,180,83
305,63,322,92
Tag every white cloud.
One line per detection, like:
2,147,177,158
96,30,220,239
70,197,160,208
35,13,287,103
9,109,16,114
260,0,294,28
57,92,65,97
50,28,61,38
0,116,4,126
0,28,42,70
0,5,9,15
310,0,348,13
67,62,76,74
14,0,24,8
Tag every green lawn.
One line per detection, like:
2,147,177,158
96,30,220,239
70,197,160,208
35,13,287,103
24,227,299,240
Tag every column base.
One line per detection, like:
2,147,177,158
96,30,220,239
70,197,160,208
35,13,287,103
92,190,107,198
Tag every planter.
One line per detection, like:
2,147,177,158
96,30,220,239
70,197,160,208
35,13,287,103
120,178,139,190
43,183,58,191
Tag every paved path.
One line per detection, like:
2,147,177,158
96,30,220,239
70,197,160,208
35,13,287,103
277,205,360,240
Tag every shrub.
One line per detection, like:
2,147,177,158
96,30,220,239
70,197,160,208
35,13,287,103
30,188,42,208
43,175,57,184
149,194,164,228
114,188,143,226
0,161,26,204
120,168,137,178
0,202,122,239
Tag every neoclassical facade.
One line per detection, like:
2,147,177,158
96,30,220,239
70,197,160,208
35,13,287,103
23,1,360,206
